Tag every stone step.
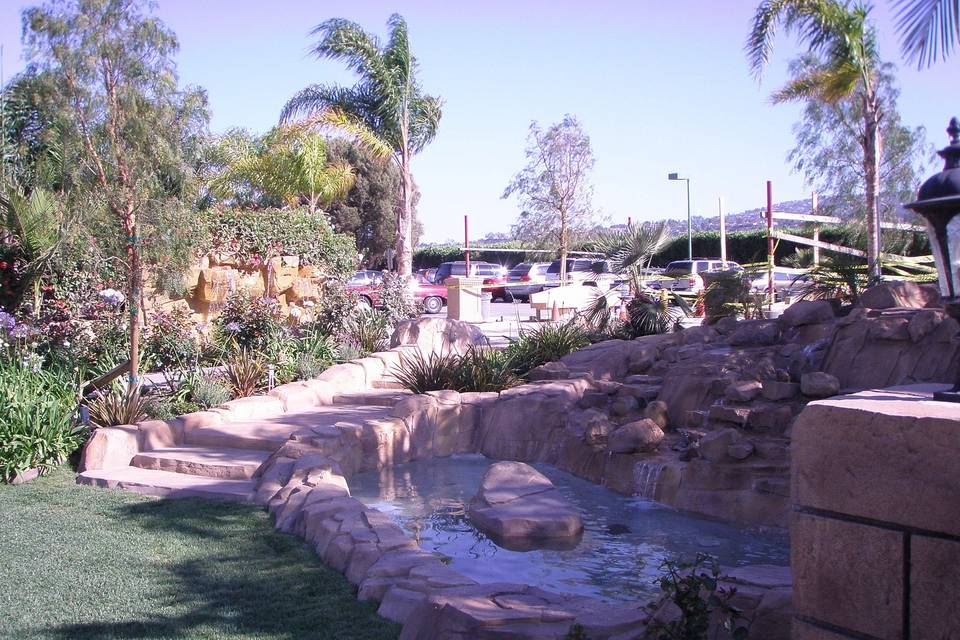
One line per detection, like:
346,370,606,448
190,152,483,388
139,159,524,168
183,420,300,452
334,389,412,407
77,467,255,502
372,377,406,390
131,446,269,479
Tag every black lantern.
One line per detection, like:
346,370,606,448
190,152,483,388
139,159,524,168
905,117,960,402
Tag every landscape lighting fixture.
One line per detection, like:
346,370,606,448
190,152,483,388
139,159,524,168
905,117,960,402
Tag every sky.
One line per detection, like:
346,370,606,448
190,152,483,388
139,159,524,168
1,0,957,243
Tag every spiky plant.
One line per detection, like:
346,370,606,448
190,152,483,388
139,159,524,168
224,350,265,398
450,346,520,393
894,0,959,67
393,350,459,394
506,323,591,377
280,14,443,276
86,383,151,428
626,291,689,338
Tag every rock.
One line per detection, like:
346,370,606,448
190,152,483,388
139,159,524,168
761,380,799,401
527,361,569,381
607,419,664,454
908,308,943,342
727,442,755,460
859,281,940,310
623,374,663,385
713,315,739,335
725,380,762,403
610,395,640,416
196,268,237,304
467,462,583,548
698,428,741,463
287,277,321,303
729,320,782,347
644,400,669,431
390,317,488,356
78,426,140,471
779,300,835,327
578,390,609,409
800,371,840,398
267,255,299,295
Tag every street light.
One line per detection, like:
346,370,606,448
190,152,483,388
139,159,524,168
904,117,960,402
668,173,692,260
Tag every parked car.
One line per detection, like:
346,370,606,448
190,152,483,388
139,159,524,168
749,268,811,299
542,258,614,288
346,271,447,314
648,259,741,294
503,262,551,300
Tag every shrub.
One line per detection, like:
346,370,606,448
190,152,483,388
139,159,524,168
449,346,519,393
314,279,359,337
225,349,264,398
182,373,233,409
345,308,389,356
201,207,358,279
626,292,687,338
0,360,83,482
86,383,152,428
506,323,591,377
645,553,747,640
378,272,422,327
216,293,282,352
144,307,199,371
393,350,460,394
146,397,199,420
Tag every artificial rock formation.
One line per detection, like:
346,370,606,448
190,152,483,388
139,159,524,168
467,461,583,550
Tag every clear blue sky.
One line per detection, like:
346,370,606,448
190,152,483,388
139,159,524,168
1,0,956,243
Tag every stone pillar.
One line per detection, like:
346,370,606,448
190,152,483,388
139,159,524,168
791,384,960,640
446,277,483,322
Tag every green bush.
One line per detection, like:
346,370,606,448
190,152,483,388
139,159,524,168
86,383,152,428
0,360,84,482
216,293,282,353
201,207,357,278
505,323,591,377
379,272,422,327
314,279,360,337
144,307,199,371
345,308,389,356
394,347,520,394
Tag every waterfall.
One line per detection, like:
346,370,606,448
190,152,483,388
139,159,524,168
635,463,665,500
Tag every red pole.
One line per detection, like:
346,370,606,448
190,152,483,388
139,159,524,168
464,214,471,276
627,216,632,227
766,180,774,302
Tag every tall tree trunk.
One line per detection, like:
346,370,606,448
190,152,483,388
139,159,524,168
397,153,413,277
863,97,883,281
124,210,142,385
559,208,568,286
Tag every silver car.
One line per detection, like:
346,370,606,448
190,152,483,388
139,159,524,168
503,262,550,300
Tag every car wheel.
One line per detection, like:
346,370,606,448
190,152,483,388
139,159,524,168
357,296,373,311
423,296,443,314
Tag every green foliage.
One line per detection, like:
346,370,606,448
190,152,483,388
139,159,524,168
565,623,590,640
216,293,283,353
379,272,422,326
186,375,232,410
895,0,960,67
626,292,687,338
345,308,390,356
225,349,265,398
201,207,357,277
413,242,532,269
703,269,765,321
505,323,591,377
646,553,747,640
314,279,361,336
394,346,519,395
86,383,151,429
0,359,82,482
795,255,870,304
144,307,199,371
146,396,199,421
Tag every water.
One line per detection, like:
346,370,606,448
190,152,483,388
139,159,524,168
349,455,789,603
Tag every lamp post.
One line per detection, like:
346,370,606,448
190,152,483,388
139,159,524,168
904,117,960,402
668,173,692,260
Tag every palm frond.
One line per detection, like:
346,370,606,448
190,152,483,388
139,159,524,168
309,18,388,85
294,109,394,160
895,0,959,67
594,221,670,274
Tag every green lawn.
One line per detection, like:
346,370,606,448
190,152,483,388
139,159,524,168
0,467,400,640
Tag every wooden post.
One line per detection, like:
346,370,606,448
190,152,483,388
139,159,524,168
811,192,820,266
766,181,774,303
718,196,727,263
464,214,470,276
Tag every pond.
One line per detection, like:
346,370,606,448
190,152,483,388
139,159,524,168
349,454,789,603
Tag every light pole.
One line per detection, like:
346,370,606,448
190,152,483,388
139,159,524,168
668,173,692,260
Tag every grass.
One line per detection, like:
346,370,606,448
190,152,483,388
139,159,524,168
0,467,399,640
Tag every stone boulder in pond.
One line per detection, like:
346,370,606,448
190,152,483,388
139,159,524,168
467,461,583,551
390,317,487,356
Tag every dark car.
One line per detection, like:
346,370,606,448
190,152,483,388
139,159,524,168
346,271,447,314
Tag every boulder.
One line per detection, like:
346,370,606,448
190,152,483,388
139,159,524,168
644,400,670,431
713,315,739,335
266,255,299,295
725,380,762,403
729,320,782,347
195,268,236,304
800,371,840,398
610,395,640,416
607,419,664,454
527,361,569,381
761,380,799,401
779,300,835,327
727,441,755,460
698,428,741,463
859,281,940,310
390,317,488,356
467,462,583,549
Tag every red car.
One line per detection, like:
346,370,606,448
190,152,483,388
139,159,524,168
347,271,447,314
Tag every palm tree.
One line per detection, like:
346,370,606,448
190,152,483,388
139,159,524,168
0,186,64,314
747,0,885,280
208,126,354,214
280,14,442,277
894,0,959,67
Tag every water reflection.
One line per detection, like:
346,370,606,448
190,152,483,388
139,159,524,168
350,454,789,602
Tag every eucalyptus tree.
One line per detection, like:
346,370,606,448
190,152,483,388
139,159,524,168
280,14,442,277
208,126,354,214
502,115,596,285
23,0,209,382
747,0,886,279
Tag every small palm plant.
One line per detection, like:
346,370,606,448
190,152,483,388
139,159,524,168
224,349,265,398
87,382,152,428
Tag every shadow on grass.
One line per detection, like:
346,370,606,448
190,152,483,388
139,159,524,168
44,497,399,640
